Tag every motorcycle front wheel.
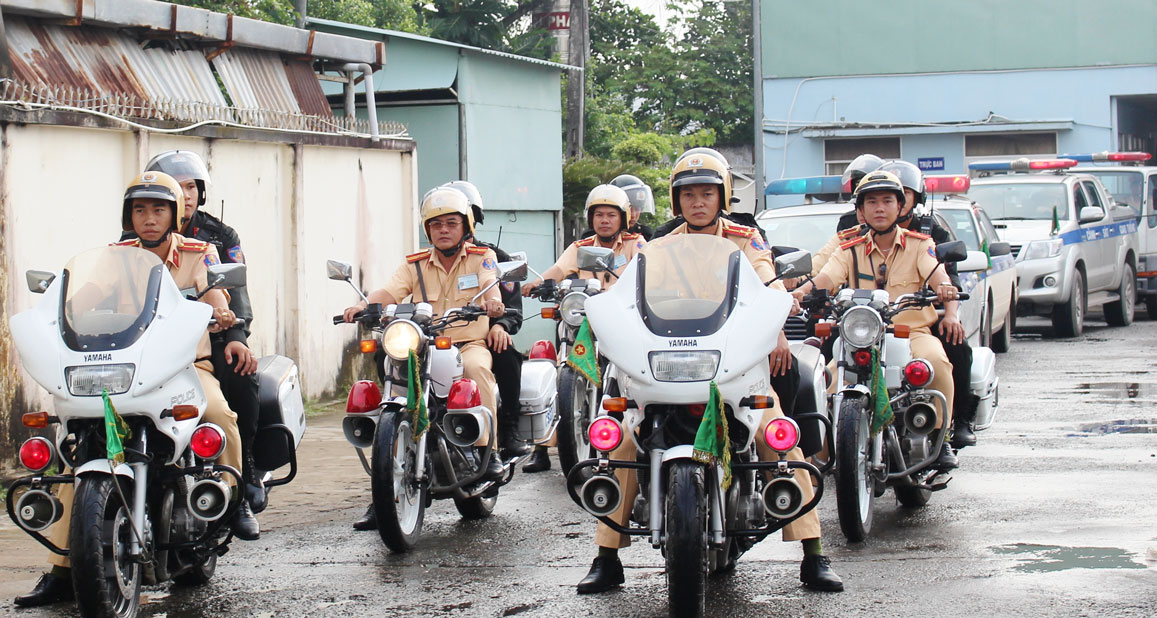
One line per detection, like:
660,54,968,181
664,461,708,618
835,396,874,543
372,411,427,552
70,475,141,618
556,367,593,476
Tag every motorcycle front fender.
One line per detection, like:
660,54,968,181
74,459,136,480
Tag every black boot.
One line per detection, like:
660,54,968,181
14,572,73,607
499,422,531,458
232,499,260,541
576,556,624,594
243,452,268,514
951,394,980,449
934,442,959,470
800,555,844,592
483,452,506,481
353,503,377,531
951,422,977,448
522,447,551,473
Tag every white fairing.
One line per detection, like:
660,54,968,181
427,346,464,398
970,346,999,430
9,247,213,465
585,235,790,452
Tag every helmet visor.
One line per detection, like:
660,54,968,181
672,169,724,188
146,152,211,184
125,185,179,204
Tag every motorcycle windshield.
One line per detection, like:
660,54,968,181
637,235,742,337
61,246,165,352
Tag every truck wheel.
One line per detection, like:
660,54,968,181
1052,270,1085,337
991,296,1014,353
1104,263,1136,327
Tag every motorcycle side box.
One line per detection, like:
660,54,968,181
517,359,558,442
788,344,826,458
970,347,999,430
253,355,307,471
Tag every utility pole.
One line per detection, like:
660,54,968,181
295,0,307,28
751,0,764,211
564,0,587,159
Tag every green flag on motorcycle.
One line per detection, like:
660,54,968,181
567,318,601,387
869,348,893,436
102,389,130,465
692,381,732,490
406,350,429,441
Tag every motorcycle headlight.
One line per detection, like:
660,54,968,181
560,291,589,327
840,306,883,348
1022,239,1063,261
381,320,424,362
649,350,721,382
66,364,135,396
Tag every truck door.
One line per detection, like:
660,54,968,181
1080,180,1114,290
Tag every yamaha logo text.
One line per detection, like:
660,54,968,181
669,339,698,347
84,353,113,362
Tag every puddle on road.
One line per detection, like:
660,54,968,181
1070,381,1157,398
992,543,1146,573
1076,418,1157,435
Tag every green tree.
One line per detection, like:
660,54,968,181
424,0,554,58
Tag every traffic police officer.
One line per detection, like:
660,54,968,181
16,172,249,608
343,188,507,479
576,152,844,595
522,185,645,472
793,170,961,470
652,147,770,242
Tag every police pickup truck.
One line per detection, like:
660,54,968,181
967,158,1139,337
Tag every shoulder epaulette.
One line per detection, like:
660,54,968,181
465,245,489,256
620,232,640,241
903,229,931,241
840,236,868,250
176,239,210,252
575,236,597,247
406,248,431,263
837,225,864,240
112,239,139,247
721,222,755,239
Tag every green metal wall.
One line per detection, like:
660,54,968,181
762,0,1157,78
376,104,460,195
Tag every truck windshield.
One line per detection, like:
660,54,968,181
968,183,1069,221
1083,170,1144,212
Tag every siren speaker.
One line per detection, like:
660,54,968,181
763,477,804,520
579,475,622,518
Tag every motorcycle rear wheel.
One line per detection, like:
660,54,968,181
894,484,931,508
835,396,874,543
664,461,708,618
70,475,141,618
453,486,497,520
372,411,427,552
556,367,593,476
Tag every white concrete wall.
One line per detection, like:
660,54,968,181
1,123,416,410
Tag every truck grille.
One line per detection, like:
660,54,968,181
1009,244,1022,259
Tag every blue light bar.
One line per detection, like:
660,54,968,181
1059,152,1152,163
968,158,1077,172
765,175,845,196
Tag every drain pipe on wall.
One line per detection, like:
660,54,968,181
342,63,380,143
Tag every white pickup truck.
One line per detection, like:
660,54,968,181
968,164,1138,337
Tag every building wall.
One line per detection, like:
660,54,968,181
761,0,1157,79
0,123,415,455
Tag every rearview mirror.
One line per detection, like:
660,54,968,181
26,270,56,294
496,261,528,282
207,263,247,290
1079,206,1104,224
935,240,967,264
577,246,616,273
327,259,353,281
988,241,1011,257
773,250,812,280
507,251,528,263
958,251,990,272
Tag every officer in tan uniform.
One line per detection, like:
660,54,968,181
793,170,961,470
343,188,507,480
16,172,252,608
576,152,844,595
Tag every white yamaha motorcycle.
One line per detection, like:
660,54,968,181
565,235,828,618
5,246,304,618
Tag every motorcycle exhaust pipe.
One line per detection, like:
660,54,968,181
442,409,489,448
187,478,232,522
903,402,940,435
579,474,622,518
14,489,62,532
763,477,805,520
343,415,378,449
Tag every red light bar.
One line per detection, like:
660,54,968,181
969,158,1078,172
925,175,970,194
1062,151,1153,163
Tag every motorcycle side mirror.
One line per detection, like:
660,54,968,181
207,263,247,291
496,261,528,282
577,246,615,273
327,259,353,281
507,251,528,263
988,241,1012,257
773,250,812,280
935,240,968,264
26,270,56,294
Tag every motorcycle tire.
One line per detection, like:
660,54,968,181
894,484,931,508
453,489,497,520
664,461,708,618
70,475,141,618
556,367,593,477
835,396,874,543
172,554,218,586
372,411,427,553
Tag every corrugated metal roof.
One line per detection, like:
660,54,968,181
213,48,301,113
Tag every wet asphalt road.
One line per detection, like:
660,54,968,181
2,313,1156,617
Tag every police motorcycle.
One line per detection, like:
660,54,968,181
525,274,604,475
565,235,828,617
5,246,303,618
328,258,558,552
803,240,981,542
